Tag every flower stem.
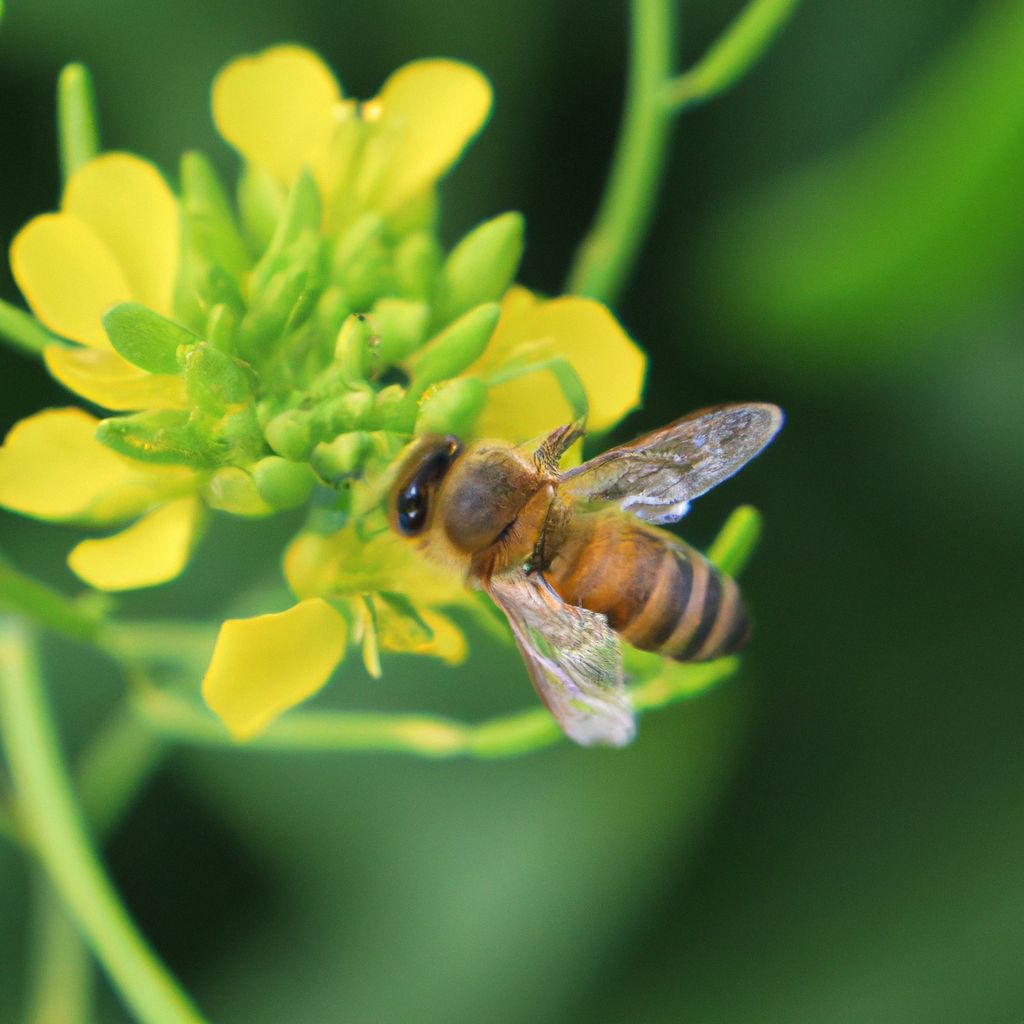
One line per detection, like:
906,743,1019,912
0,623,207,1024
566,0,676,304
0,299,57,359
58,63,100,184
662,0,799,111
132,656,739,759
24,871,94,1024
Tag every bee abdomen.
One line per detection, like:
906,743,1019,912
549,518,750,662
617,545,749,661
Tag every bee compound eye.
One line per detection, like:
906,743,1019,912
396,481,428,535
393,437,461,537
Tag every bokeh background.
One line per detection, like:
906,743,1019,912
2,1,1023,1021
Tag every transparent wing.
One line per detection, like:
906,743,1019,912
560,403,783,524
486,571,634,748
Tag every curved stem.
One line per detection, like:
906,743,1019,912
24,871,94,1024
133,656,739,759
0,623,207,1024
0,300,57,359
566,0,676,304
663,0,798,112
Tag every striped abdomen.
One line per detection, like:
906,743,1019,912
547,513,750,662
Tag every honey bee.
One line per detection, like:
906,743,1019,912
390,403,783,747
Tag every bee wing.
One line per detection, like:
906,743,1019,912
559,403,783,524
486,571,635,748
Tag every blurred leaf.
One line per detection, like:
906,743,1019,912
706,0,1024,369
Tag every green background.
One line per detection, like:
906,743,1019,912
2,1,1023,1021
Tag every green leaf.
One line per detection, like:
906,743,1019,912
102,303,198,374
434,212,524,326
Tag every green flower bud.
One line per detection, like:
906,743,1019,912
370,385,416,432
252,456,317,509
102,302,199,374
334,314,375,382
393,231,442,301
204,467,273,517
309,389,374,440
407,302,500,396
182,342,253,414
316,285,352,340
180,150,252,282
371,298,429,364
205,303,239,353
310,431,371,484
217,407,264,463
249,168,321,296
435,212,524,326
238,262,311,359
97,410,218,466
265,409,313,461
415,377,487,437
237,163,285,254
332,211,384,274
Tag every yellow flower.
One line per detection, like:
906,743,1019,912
200,521,468,738
466,287,648,441
212,45,492,223
11,153,186,411
0,408,202,590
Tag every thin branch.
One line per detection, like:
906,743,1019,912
0,623,207,1024
663,0,798,112
0,299,57,359
131,657,739,759
566,0,676,304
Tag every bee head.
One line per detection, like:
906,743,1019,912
435,443,539,554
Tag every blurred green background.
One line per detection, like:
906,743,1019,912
2,1,1023,1021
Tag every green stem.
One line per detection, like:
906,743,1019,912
707,505,762,577
0,299,57,359
0,552,106,644
24,871,94,1024
57,63,100,184
0,623,207,1024
132,656,739,759
566,0,676,304
663,0,798,111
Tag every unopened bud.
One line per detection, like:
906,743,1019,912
415,377,486,437
252,456,317,509
435,212,524,326
407,302,499,396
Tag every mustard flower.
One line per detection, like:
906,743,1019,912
0,45,646,739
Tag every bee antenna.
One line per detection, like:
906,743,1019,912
532,417,587,473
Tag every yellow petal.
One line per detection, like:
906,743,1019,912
213,45,342,185
0,408,195,524
378,605,467,666
201,598,348,739
283,524,464,606
44,344,188,411
358,60,491,213
10,213,129,348
473,367,575,442
67,496,202,591
472,291,647,438
63,154,180,314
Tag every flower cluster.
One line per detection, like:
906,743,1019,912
0,46,646,738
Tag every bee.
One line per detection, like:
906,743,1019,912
390,403,783,747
